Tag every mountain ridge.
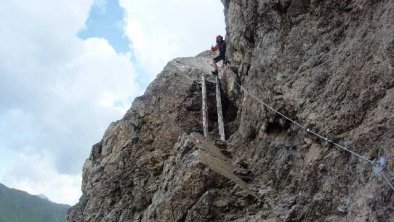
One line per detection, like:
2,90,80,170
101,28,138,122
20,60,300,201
0,183,69,222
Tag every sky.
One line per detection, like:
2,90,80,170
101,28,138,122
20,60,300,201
0,0,225,205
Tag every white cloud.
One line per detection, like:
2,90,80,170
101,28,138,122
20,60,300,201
120,0,225,79
0,152,81,205
0,0,140,205
53,38,139,106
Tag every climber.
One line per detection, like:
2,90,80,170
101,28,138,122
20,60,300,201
211,35,227,75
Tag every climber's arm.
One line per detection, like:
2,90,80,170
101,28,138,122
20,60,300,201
211,44,219,52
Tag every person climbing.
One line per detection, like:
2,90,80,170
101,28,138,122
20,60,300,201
211,35,226,75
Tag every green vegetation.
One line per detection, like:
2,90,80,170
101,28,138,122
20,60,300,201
0,183,69,222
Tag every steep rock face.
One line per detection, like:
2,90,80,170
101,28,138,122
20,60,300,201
67,54,243,222
68,0,394,221
222,0,394,221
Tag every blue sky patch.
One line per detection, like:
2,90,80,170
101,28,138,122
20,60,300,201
0,149,15,171
114,99,124,108
78,0,130,53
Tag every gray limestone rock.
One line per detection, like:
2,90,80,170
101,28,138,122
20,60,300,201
68,0,394,221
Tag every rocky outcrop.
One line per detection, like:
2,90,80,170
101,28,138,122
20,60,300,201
222,0,394,221
67,54,243,222
68,0,394,221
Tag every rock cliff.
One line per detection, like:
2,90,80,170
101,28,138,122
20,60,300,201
68,0,394,221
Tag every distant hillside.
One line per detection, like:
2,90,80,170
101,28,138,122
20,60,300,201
0,183,69,222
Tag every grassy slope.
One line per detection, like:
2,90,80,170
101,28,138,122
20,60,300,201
0,183,69,222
